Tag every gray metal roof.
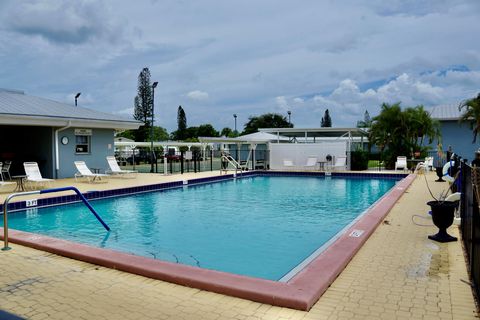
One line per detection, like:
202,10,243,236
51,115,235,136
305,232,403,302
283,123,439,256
428,103,462,121
0,89,140,128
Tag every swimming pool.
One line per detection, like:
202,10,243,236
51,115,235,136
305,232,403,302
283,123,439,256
7,175,397,281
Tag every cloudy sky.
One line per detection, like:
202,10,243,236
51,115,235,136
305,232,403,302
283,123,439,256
0,0,479,132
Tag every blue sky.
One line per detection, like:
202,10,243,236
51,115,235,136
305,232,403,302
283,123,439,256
0,0,479,132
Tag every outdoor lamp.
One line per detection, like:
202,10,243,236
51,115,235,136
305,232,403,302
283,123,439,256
75,92,81,106
150,82,159,172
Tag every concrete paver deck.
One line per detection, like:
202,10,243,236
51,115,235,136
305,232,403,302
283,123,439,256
0,171,477,319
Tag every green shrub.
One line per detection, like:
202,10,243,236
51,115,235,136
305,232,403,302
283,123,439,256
351,150,369,170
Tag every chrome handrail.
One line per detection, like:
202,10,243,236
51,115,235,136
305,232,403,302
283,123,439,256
2,186,110,251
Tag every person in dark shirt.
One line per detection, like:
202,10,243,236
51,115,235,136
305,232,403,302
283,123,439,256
472,149,480,167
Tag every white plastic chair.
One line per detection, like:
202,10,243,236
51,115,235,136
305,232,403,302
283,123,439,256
395,156,407,171
283,159,295,169
106,156,137,178
303,157,318,171
332,156,347,171
23,162,54,189
2,160,12,180
74,161,109,183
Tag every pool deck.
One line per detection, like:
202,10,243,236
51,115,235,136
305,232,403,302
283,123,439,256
0,171,478,319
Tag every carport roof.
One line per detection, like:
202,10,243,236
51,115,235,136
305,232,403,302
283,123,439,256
258,127,368,138
0,89,141,130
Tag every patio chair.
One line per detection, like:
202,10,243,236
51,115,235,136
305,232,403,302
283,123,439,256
283,159,295,169
23,162,54,189
332,156,347,171
303,156,318,171
74,161,109,183
424,156,434,172
2,160,12,180
394,156,407,171
105,156,137,178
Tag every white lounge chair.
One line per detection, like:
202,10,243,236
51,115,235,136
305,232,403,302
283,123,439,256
394,156,407,171
303,157,318,171
332,156,347,171
283,159,295,169
74,161,109,183
106,156,137,178
23,162,54,189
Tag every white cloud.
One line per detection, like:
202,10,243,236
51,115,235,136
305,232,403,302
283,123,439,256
187,90,209,101
0,0,479,131
308,72,472,125
2,1,122,44
293,97,304,104
115,107,134,116
275,96,289,111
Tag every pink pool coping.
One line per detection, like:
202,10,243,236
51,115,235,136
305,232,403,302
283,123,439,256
0,174,415,311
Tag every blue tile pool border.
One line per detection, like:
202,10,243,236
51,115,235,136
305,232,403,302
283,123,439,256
1,171,407,213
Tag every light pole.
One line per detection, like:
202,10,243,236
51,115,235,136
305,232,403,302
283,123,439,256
150,82,158,173
287,110,291,124
75,92,81,106
233,114,237,134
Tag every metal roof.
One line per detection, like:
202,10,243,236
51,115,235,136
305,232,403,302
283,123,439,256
258,127,368,138
198,132,290,144
0,89,141,129
428,104,462,121
236,131,290,142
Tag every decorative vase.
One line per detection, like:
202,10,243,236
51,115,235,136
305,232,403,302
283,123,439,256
435,167,445,182
427,200,458,242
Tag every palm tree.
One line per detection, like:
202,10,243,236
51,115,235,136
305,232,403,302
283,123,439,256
369,103,441,168
459,93,480,143
404,105,440,150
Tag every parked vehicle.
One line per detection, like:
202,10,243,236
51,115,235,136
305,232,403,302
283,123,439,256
126,151,151,165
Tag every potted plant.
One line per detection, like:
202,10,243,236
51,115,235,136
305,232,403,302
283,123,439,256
426,200,458,242
426,161,460,243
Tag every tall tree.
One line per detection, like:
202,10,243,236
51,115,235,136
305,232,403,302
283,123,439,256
321,109,332,127
118,127,169,141
133,67,153,141
459,93,480,143
242,113,293,135
173,105,187,140
197,124,219,137
357,110,372,128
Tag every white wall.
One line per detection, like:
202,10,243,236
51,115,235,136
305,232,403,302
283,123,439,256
269,142,347,170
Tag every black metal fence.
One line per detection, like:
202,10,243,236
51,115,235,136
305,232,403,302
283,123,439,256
115,148,268,174
460,161,480,300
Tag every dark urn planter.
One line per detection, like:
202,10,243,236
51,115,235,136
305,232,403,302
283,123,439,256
435,167,445,182
427,200,458,242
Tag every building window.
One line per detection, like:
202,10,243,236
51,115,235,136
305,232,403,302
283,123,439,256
76,135,90,154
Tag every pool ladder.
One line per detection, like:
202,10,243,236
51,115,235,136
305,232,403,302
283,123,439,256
220,152,244,175
2,186,110,251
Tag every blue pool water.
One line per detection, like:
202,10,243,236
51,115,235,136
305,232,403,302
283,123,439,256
6,176,398,280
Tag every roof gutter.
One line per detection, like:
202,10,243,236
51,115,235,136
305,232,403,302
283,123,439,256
54,121,72,178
